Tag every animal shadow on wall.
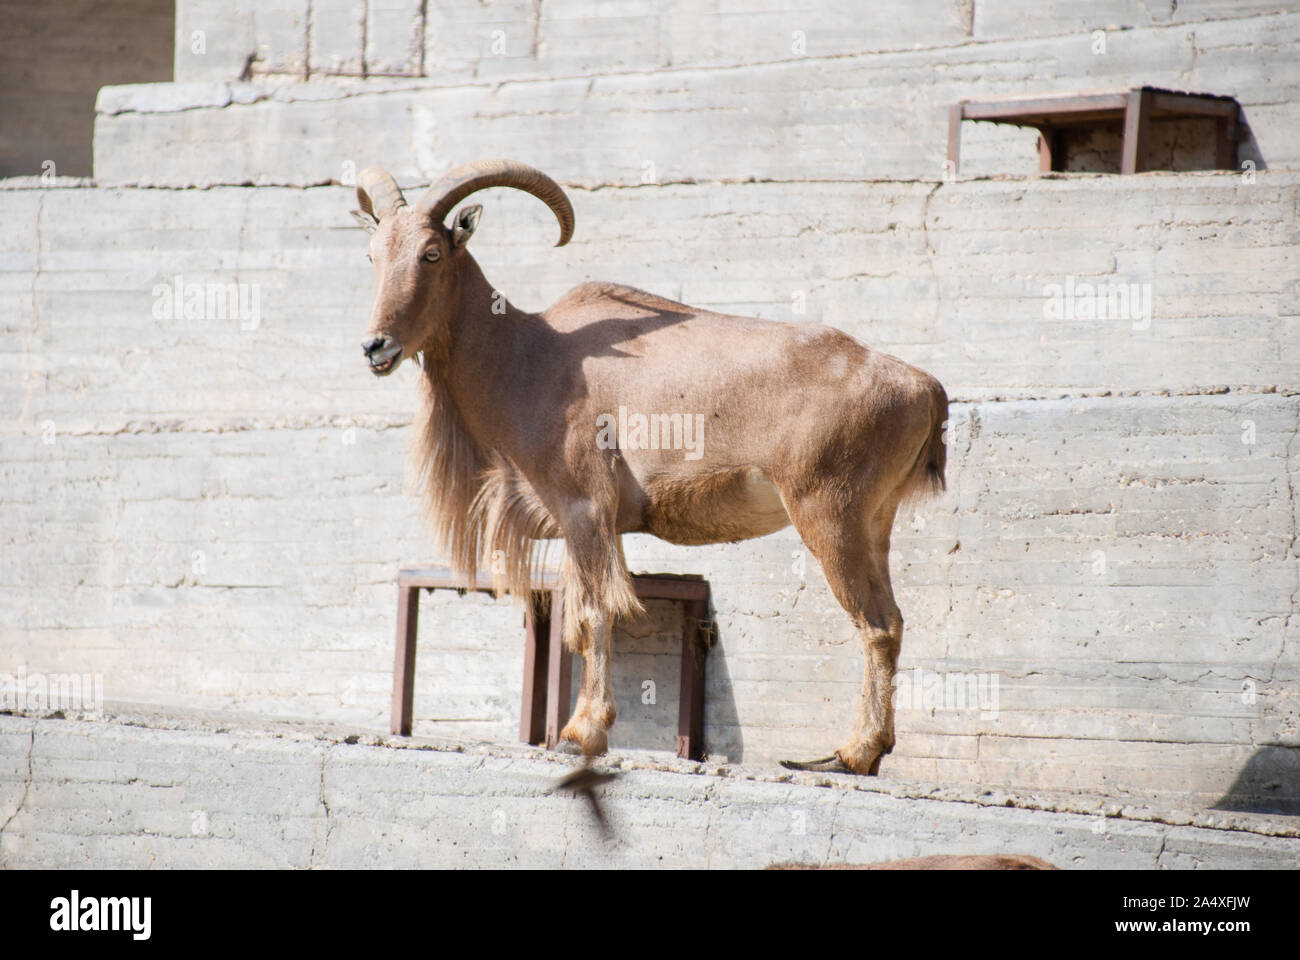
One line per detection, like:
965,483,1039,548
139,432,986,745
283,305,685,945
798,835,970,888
1214,744,1300,816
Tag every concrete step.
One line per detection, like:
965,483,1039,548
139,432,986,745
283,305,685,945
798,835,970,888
1,710,1295,868
97,11,1300,186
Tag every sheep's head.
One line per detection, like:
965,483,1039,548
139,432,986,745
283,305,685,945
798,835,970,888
351,159,574,377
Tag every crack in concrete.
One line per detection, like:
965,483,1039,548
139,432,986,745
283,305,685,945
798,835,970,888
1268,400,1299,689
0,728,36,866
0,414,413,438
416,0,427,77
310,744,333,868
702,780,717,868
359,0,368,78
304,0,314,82
9,389,1294,445
920,180,944,336
823,791,842,863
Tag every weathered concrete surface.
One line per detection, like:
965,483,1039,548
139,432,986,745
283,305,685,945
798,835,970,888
0,0,173,178
0,711,1295,869
4,174,1296,416
5,0,1295,861
173,0,1300,85
1,394,1294,800
1,174,1297,806
103,9,1300,186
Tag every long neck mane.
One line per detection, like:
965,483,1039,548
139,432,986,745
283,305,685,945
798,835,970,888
409,255,559,599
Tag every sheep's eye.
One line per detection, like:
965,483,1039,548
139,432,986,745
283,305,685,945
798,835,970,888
366,252,373,263
424,248,440,263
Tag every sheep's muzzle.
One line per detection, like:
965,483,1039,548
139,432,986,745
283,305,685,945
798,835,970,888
362,335,403,376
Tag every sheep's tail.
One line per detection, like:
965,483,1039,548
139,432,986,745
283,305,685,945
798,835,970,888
904,377,948,501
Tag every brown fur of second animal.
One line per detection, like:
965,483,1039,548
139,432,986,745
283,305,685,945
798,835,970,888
352,159,949,776
769,854,1060,870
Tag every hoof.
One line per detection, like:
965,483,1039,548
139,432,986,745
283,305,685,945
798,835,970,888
554,739,584,756
779,754,856,774
557,717,610,757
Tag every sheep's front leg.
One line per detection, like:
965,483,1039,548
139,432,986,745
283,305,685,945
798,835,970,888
554,496,642,757
558,609,616,756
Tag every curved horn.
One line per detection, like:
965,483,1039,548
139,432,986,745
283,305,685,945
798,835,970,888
417,159,574,247
355,167,407,221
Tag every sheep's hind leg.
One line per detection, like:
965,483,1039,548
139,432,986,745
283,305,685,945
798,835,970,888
778,492,902,776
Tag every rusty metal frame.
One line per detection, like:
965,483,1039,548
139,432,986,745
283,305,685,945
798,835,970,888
946,86,1241,176
390,568,712,761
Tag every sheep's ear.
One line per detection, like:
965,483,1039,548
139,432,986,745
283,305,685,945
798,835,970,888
452,204,482,247
351,209,379,234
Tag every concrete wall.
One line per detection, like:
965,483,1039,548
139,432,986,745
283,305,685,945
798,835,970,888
2,1,1298,831
3,171,1296,811
173,1,1300,84
0,0,173,178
